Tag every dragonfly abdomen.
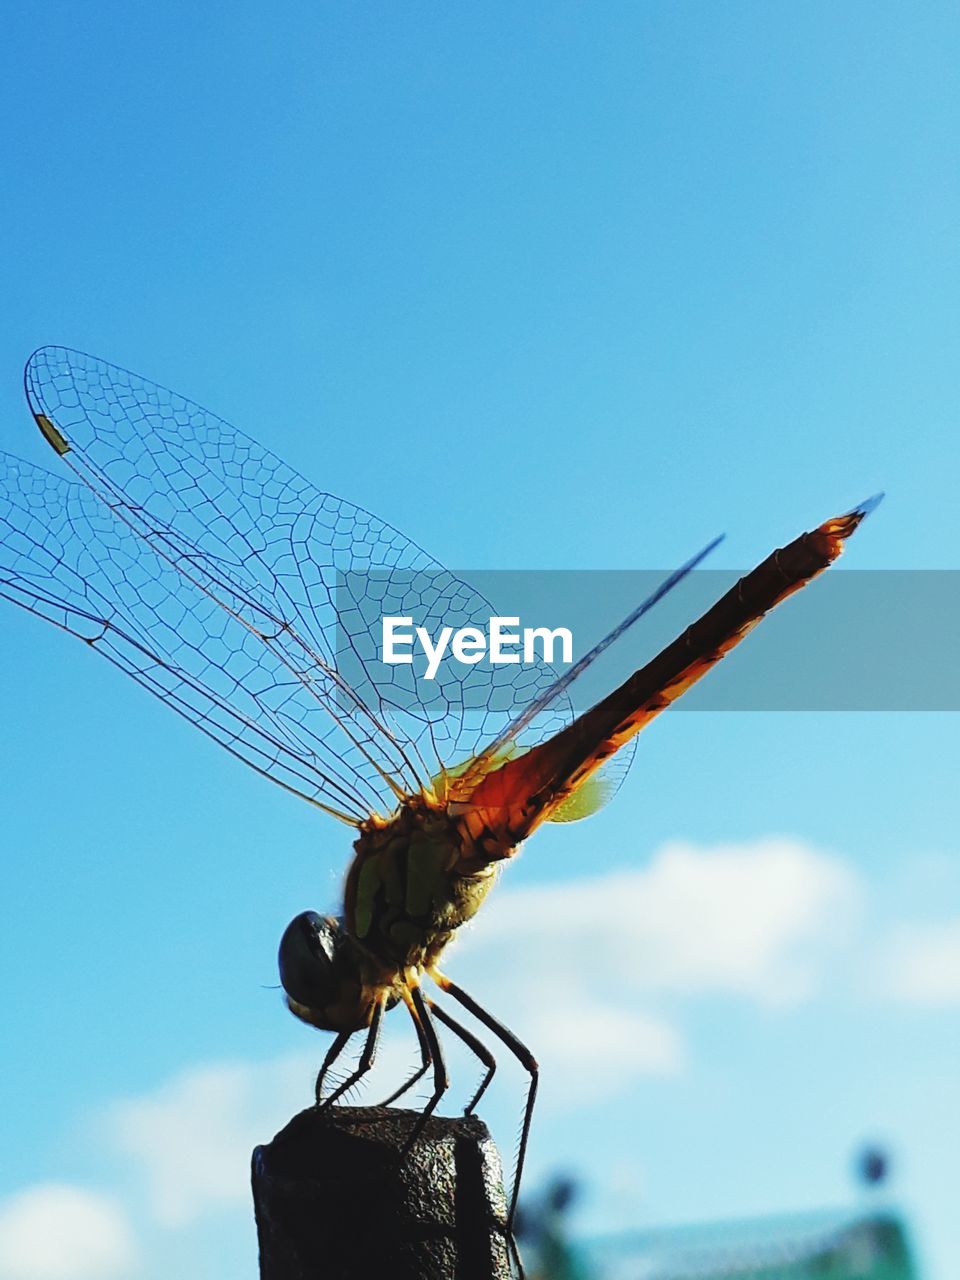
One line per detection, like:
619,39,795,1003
455,501,879,848
613,504,872,723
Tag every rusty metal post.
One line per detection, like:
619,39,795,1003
252,1105,513,1279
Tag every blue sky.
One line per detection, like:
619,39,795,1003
1,3,959,1278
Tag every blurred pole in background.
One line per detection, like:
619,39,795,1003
516,1175,588,1280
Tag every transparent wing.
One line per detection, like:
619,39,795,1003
0,452,382,821
8,347,637,822
451,535,724,802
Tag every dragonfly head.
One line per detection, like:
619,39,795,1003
278,911,380,1033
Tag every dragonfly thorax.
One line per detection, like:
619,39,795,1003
278,798,505,1035
344,796,502,977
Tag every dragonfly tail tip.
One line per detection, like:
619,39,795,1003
820,491,884,547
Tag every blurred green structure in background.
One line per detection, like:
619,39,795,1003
519,1152,918,1280
580,1209,916,1279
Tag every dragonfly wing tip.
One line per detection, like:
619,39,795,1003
846,491,885,519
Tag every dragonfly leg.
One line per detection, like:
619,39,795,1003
430,969,538,1236
378,1005,432,1107
397,984,448,1159
314,1030,352,1105
316,997,385,1111
428,997,497,1116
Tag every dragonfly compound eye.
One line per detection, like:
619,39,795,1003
278,911,344,1007
277,911,373,1032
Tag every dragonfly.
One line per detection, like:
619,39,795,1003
0,347,880,1235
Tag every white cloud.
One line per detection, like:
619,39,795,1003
524,1005,684,1085
0,1185,136,1280
109,1054,314,1227
881,918,960,1005
429,836,862,1105
454,837,862,1007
